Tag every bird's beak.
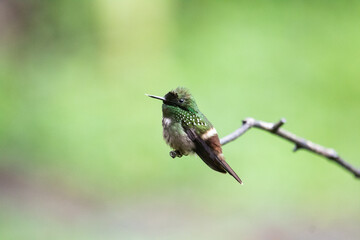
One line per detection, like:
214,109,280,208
145,94,166,101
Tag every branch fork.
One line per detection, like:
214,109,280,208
220,117,360,179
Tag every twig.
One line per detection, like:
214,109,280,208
220,117,360,179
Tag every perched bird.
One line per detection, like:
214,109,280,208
146,87,242,184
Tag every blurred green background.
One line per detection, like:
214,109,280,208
1,0,360,239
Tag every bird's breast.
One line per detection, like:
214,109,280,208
162,117,195,155
162,117,172,127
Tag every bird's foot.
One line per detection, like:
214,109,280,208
170,150,182,158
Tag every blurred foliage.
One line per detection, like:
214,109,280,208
0,0,360,239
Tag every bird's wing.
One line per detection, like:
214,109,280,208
185,128,226,173
185,128,242,184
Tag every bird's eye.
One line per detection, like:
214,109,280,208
179,98,185,103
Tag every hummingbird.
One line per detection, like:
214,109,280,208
146,87,242,184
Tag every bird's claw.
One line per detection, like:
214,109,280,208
170,150,182,158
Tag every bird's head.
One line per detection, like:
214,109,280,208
146,87,199,113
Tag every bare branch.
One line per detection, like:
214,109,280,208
220,117,360,179
271,118,286,132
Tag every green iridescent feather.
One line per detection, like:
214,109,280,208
162,87,212,134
